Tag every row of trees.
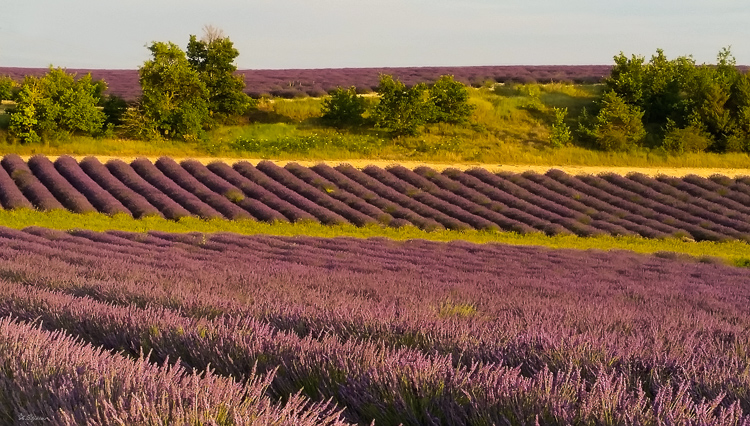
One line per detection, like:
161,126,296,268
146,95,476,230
578,48,750,153
321,74,474,135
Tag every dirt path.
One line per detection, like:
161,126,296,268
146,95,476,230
18,155,750,178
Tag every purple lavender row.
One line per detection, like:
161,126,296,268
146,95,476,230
0,317,347,426
466,168,606,237
660,174,750,217
685,174,750,207
519,171,671,238
310,163,444,231
335,164,469,231
625,173,750,235
0,161,32,209
207,161,318,223
3,280,745,424
78,157,162,218
577,174,740,241
52,155,132,216
26,155,97,214
105,159,192,220
492,171,637,237
411,167,543,235
284,162,398,226
181,159,287,222
256,161,377,227
154,157,252,220
233,161,348,225
130,158,223,219
542,170,684,237
0,154,64,211
393,165,555,234
442,168,570,235
724,176,750,197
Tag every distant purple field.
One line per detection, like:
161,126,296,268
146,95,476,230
0,226,748,423
3,154,750,242
0,65,613,101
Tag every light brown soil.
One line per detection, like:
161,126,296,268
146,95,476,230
19,155,750,178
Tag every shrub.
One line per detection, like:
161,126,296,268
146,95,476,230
321,86,366,127
579,91,646,151
661,121,713,153
372,74,431,136
549,107,572,148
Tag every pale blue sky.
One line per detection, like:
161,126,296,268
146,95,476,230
1,0,748,69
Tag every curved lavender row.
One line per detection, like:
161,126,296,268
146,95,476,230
0,154,64,211
412,167,538,234
105,159,192,220
257,161,376,227
543,170,684,237
285,162,396,226
335,164,468,231
684,174,750,208
2,282,745,425
26,155,97,214
234,161,347,225
0,161,32,209
659,174,750,217
52,155,131,216
494,171,637,237
78,157,161,218
154,157,253,221
0,317,347,426
130,158,223,219
393,165,544,233
364,165,480,231
442,168,570,235
579,174,740,242
725,176,750,197
207,161,317,223
466,168,605,237
614,173,750,232
520,171,671,239
310,164,444,231
181,159,287,223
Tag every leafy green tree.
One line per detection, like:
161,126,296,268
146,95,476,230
372,74,431,136
321,86,367,127
427,75,474,124
605,53,646,106
8,68,106,143
136,41,210,140
187,27,252,122
0,76,17,102
579,91,646,151
549,107,571,148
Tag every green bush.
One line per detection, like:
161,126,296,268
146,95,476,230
428,75,474,124
321,86,366,127
372,74,432,136
661,121,713,153
579,91,646,151
549,107,572,148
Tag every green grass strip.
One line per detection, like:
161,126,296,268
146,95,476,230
1,208,748,268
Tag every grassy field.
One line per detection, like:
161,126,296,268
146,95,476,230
1,208,748,268
2,83,749,168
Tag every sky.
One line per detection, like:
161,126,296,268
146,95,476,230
1,0,748,70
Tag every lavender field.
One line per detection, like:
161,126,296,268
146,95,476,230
0,66,614,101
2,154,750,243
0,225,748,424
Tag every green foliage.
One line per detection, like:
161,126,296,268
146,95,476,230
321,86,367,127
549,107,571,148
599,47,750,153
427,75,474,124
372,74,432,136
137,41,210,140
579,91,646,151
0,76,17,101
186,32,252,121
7,68,106,144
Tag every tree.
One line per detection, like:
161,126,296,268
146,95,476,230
7,68,106,143
427,75,474,124
187,27,252,121
0,76,16,102
321,86,367,127
372,74,431,136
579,91,646,151
136,41,210,140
